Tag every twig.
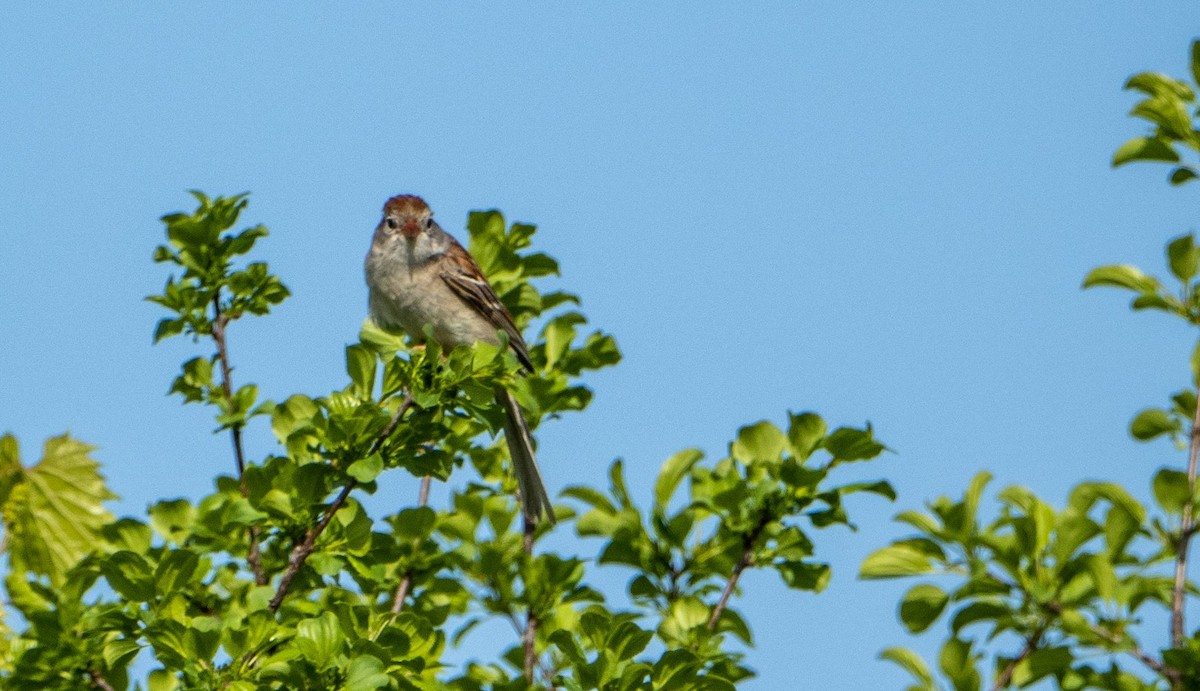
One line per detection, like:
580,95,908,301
390,475,432,614
373,394,416,452
269,394,415,612
503,603,555,686
1172,396,1200,650
991,623,1049,691
268,479,356,612
210,292,265,585
1087,619,1176,683
523,513,537,684
707,511,771,631
89,669,116,691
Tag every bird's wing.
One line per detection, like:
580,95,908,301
439,239,535,372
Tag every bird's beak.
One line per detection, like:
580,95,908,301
401,220,422,238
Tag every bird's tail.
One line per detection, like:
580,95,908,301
495,386,556,525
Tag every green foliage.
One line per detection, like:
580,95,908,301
1112,41,1200,186
873,40,1200,691
563,416,891,684
866,474,1173,689
0,434,116,585
0,193,891,689
10,37,1196,691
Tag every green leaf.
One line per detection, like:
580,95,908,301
963,471,991,527
155,549,201,595
607,621,653,662
2,434,116,583
838,479,897,501
731,421,787,464
777,561,831,592
1088,553,1117,603
102,517,152,553
345,344,377,399
899,584,948,633
938,637,981,691
1010,647,1073,687
880,647,935,690
1081,264,1158,292
100,551,155,602
543,312,587,370
393,506,437,540
1112,136,1180,167
787,411,826,460
295,612,345,671
860,543,936,579
608,460,634,510
147,669,180,691
0,434,20,505
1069,481,1146,525
950,601,1011,635
1170,167,1199,186
103,638,142,669
152,318,185,343
347,453,384,483
1192,341,1200,388
1130,408,1178,441
149,498,196,545
1167,234,1200,283
1152,468,1192,514
343,655,390,691
1125,71,1195,100
653,449,703,509
824,425,886,462
1192,40,1200,90
359,318,409,354
1131,293,1176,311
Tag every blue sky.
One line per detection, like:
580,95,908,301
2,4,1199,688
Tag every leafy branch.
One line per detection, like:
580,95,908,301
148,191,288,586
268,394,415,612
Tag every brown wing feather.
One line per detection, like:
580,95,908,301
439,240,535,372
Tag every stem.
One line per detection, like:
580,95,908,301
210,292,265,585
991,624,1047,691
269,394,415,612
390,475,432,614
707,512,771,631
1172,385,1200,649
523,513,537,685
268,480,356,612
1088,620,1176,684
89,669,116,691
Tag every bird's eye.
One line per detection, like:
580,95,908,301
385,218,398,230
425,218,434,229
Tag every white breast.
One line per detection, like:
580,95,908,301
366,250,500,349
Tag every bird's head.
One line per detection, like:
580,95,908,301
379,194,435,240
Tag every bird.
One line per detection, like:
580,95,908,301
364,194,555,524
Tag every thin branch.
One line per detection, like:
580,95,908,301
523,513,537,685
268,479,356,612
373,393,416,454
991,623,1048,691
502,601,555,687
1172,391,1200,649
269,394,415,612
707,511,771,631
88,669,116,691
1088,620,1176,684
391,475,432,614
210,291,265,586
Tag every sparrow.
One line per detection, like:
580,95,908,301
364,194,555,524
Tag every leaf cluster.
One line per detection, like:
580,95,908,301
0,195,896,690
869,39,1200,691
1112,41,1200,185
